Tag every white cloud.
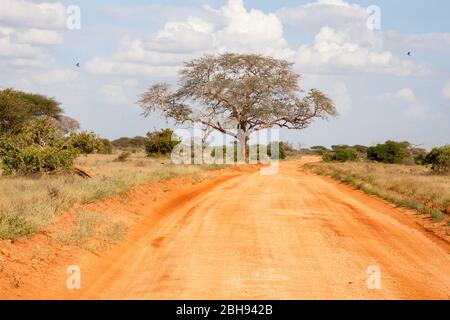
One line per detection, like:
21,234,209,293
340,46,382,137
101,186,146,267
277,0,367,31
442,82,450,100
0,34,44,58
277,0,380,48
214,0,293,58
276,0,429,76
151,17,214,53
0,0,66,29
11,28,63,45
87,0,294,76
296,26,430,76
98,84,131,105
89,0,430,78
0,0,67,83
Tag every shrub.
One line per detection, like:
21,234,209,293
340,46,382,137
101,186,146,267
334,148,357,162
97,138,113,154
310,145,331,155
115,151,131,162
367,141,410,164
322,152,334,162
145,129,180,156
112,136,147,150
424,145,450,174
323,148,357,162
69,131,99,155
0,116,78,175
0,215,36,239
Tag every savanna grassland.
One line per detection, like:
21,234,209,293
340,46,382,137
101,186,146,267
0,153,225,240
305,161,450,225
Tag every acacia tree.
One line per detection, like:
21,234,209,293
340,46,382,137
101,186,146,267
0,88,63,135
139,53,337,162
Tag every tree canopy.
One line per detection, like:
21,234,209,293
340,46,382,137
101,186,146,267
0,88,64,135
139,53,337,162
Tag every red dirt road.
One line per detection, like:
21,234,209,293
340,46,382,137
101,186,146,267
54,158,450,300
4,158,449,300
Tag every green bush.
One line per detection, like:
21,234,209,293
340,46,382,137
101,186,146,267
323,148,357,162
97,138,113,154
69,131,99,155
0,116,78,175
0,215,36,239
310,145,331,155
145,129,180,156
334,148,357,162
112,136,147,150
424,145,450,174
367,141,410,164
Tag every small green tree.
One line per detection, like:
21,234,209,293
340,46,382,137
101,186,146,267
69,131,101,155
97,138,113,154
424,145,450,174
0,116,77,175
112,136,147,150
323,148,357,162
310,146,331,155
367,141,410,164
145,129,180,156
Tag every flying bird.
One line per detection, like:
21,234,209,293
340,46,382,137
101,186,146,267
76,62,80,68
407,51,412,57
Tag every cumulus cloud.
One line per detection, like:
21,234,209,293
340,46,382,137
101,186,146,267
11,28,64,46
0,34,44,58
277,0,367,31
87,0,294,76
0,0,67,81
296,27,430,76
214,0,293,58
0,0,66,29
277,0,380,48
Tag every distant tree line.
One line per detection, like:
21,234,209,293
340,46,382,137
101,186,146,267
302,141,449,174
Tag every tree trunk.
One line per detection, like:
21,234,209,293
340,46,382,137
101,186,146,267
238,134,249,164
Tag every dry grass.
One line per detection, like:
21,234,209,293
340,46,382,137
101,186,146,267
0,153,225,239
306,161,450,222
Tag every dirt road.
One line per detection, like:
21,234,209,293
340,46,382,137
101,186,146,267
46,158,448,300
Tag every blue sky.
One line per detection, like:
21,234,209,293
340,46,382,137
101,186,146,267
1,0,449,149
